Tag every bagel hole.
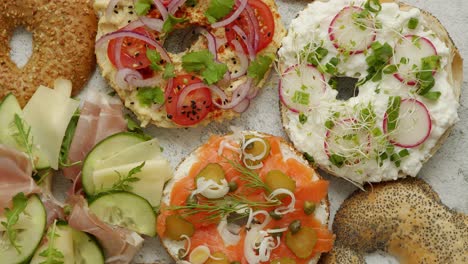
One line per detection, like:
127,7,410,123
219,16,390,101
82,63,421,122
9,27,33,68
333,76,360,101
163,26,200,54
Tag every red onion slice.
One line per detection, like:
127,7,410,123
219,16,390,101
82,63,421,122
196,28,218,59
214,78,252,109
123,20,145,30
115,68,143,89
168,0,186,14
176,82,208,109
153,0,169,20
230,39,248,79
233,98,250,113
232,25,255,60
139,17,164,32
212,0,248,28
208,84,228,104
106,0,120,18
96,30,171,62
244,5,260,51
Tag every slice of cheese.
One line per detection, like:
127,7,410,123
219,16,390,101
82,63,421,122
93,159,173,206
23,85,79,170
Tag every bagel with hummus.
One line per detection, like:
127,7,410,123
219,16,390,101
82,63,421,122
0,0,97,106
320,178,468,263
94,0,285,128
278,0,463,184
157,131,335,263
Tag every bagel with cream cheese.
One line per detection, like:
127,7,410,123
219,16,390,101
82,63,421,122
278,0,463,184
94,0,285,128
0,0,97,106
157,131,334,263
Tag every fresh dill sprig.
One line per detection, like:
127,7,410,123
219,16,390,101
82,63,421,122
12,114,36,170
96,162,145,194
1,192,28,254
39,220,65,264
224,158,272,193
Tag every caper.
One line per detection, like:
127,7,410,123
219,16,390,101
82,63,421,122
271,257,296,264
228,181,238,192
269,210,283,220
288,219,302,235
205,252,229,264
195,163,226,186
185,194,198,205
265,170,296,198
177,248,186,259
303,201,316,215
165,215,195,240
285,226,317,259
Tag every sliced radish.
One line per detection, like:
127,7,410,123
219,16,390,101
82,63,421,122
328,6,376,55
279,64,326,113
324,118,371,164
383,98,432,148
392,35,438,86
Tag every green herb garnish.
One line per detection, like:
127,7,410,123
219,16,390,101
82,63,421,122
1,193,28,254
408,18,419,29
358,42,393,85
39,221,64,264
137,87,165,106
292,91,310,105
225,158,271,192
12,114,35,170
146,49,162,71
205,0,235,24
299,113,308,124
247,54,274,84
364,0,382,13
96,162,145,194
135,0,152,16
385,96,401,133
59,110,80,168
163,14,188,33
329,153,345,168
182,50,228,85
416,55,441,97
163,63,176,79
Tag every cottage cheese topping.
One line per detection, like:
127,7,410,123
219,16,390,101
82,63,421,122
279,0,459,183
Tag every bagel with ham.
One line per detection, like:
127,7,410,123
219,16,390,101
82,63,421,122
157,131,334,263
278,0,463,184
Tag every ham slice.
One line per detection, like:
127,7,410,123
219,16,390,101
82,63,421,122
0,144,40,214
63,92,127,183
68,195,143,264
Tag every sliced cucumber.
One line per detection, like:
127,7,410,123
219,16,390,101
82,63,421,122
0,195,46,264
31,223,75,264
82,132,148,194
0,94,50,169
71,229,105,264
89,192,156,236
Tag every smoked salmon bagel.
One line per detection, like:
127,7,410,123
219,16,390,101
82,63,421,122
94,0,285,128
157,131,334,264
278,0,463,184
0,0,97,107
320,178,468,264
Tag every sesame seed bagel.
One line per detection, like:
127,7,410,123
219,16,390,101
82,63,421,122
319,178,468,263
158,131,333,263
94,0,285,128
279,0,463,184
0,0,97,106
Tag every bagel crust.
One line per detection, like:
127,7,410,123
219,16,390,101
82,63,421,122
320,178,468,264
279,0,463,184
0,0,97,106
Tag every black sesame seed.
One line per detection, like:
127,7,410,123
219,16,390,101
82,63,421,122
167,114,173,119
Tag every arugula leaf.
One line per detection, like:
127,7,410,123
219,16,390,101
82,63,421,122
135,0,152,16
12,114,36,171
39,221,64,264
125,114,144,134
97,162,145,193
137,87,165,107
163,14,188,33
205,0,235,24
146,49,162,71
247,54,274,84
385,96,401,133
163,63,176,79
182,50,228,84
59,110,80,168
1,193,28,254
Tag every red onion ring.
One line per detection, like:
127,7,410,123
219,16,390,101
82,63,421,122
216,37,228,50
139,17,163,32
168,0,186,14
176,82,208,109
230,39,248,79
96,30,171,62
233,98,250,113
196,28,218,60
209,84,228,104
244,5,260,51
153,0,169,20
123,20,145,30
247,86,259,99
115,68,142,89
106,0,120,18
232,25,255,60
212,0,248,28
165,78,174,99
214,78,252,109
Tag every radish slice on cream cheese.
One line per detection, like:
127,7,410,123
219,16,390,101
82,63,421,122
384,98,432,148
328,6,376,54
393,35,438,86
279,64,326,113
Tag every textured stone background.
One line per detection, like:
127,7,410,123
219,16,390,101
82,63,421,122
9,0,467,263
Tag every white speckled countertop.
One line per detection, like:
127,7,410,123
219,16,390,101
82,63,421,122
8,0,466,263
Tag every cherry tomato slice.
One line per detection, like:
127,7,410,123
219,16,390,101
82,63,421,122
108,27,157,70
166,75,213,126
225,0,275,53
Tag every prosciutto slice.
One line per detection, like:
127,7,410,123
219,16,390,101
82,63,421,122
63,92,127,183
0,144,40,214
68,195,143,264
